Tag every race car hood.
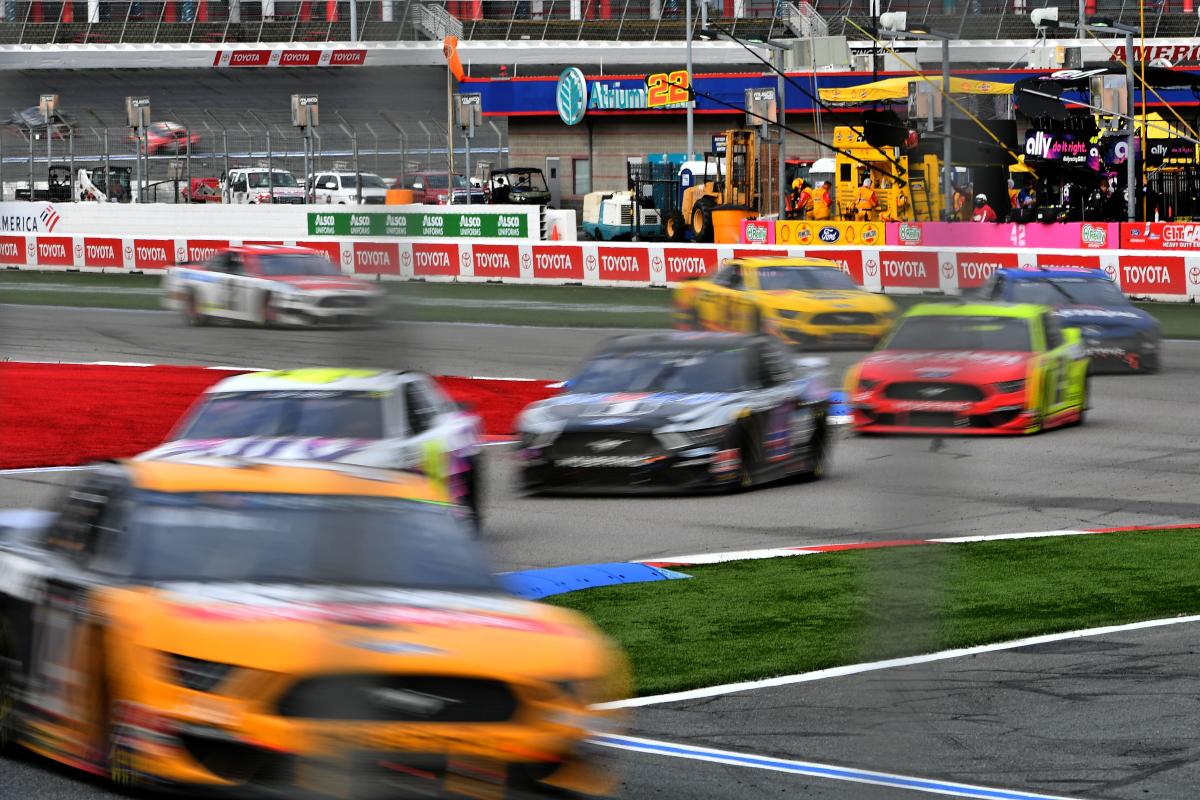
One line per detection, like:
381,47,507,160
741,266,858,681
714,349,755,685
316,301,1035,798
138,437,402,468
115,584,612,679
524,391,751,432
1053,305,1158,336
858,350,1031,383
758,289,894,314
267,275,379,293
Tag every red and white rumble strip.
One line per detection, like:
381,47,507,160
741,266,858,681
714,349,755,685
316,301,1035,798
638,525,1192,568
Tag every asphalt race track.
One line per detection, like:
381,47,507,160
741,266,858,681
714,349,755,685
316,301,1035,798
4,301,1200,799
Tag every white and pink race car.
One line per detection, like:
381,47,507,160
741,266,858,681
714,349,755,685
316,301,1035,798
137,368,486,521
161,244,384,327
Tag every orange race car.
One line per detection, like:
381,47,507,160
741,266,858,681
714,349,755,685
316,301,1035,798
0,459,628,798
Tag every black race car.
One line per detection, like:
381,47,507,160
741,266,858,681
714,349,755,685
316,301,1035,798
515,332,831,493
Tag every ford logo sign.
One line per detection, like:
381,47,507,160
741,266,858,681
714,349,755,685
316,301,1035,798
818,226,841,243
556,67,588,126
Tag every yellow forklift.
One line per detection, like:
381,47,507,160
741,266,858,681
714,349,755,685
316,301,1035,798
831,125,944,222
673,129,760,243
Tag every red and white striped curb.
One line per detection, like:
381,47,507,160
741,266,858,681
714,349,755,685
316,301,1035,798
638,525,1196,568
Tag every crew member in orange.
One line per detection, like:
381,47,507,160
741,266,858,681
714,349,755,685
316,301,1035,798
854,177,878,221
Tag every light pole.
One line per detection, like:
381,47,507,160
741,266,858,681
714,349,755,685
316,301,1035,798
701,28,790,216
1033,10,1139,222
880,16,956,221
685,0,694,160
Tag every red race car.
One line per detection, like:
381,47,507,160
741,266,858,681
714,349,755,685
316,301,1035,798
135,121,201,155
845,302,1090,435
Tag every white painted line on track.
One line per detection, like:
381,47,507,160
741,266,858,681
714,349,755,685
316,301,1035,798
0,465,91,476
593,735,1090,800
930,529,1095,543
595,614,1200,710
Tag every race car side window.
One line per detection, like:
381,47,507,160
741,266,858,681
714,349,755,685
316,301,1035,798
225,253,245,275
405,383,438,434
759,343,791,386
1043,313,1064,350
86,491,131,577
713,263,742,289
42,480,113,565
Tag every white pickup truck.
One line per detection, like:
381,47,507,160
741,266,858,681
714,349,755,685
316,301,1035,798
221,167,306,205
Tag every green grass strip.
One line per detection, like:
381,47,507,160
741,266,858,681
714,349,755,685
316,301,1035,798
549,529,1200,697
3,271,1200,336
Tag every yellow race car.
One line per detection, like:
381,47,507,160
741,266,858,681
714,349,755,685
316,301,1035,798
0,459,628,798
674,257,898,348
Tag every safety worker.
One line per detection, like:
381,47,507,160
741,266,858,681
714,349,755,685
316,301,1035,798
795,179,813,219
786,177,805,219
854,177,878,222
1007,178,1019,210
972,193,997,223
952,185,971,221
811,181,832,220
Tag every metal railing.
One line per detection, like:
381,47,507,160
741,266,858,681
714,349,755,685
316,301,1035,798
0,105,508,202
0,0,1193,43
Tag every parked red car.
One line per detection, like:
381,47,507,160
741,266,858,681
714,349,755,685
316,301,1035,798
133,121,201,155
397,172,488,205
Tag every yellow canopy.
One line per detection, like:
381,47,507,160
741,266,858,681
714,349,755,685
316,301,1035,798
819,76,1014,104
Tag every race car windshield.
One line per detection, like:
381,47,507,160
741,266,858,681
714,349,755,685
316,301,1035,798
1009,278,1128,307
340,174,388,189
255,254,341,276
177,392,384,439
248,172,298,188
885,316,1032,352
125,493,496,589
756,267,858,291
569,349,752,393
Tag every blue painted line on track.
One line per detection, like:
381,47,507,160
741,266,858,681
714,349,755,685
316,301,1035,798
502,562,691,600
593,736,1084,800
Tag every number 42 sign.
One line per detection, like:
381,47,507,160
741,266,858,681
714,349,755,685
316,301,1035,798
646,70,692,109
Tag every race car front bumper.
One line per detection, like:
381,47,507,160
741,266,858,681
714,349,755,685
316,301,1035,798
1083,335,1159,373
112,701,615,799
517,431,741,493
273,294,384,326
851,385,1040,435
766,317,889,349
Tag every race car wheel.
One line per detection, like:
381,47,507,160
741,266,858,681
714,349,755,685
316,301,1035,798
1142,351,1161,374
798,412,829,482
184,291,207,327
107,701,145,793
462,455,484,532
260,294,279,328
1073,377,1091,427
0,621,16,750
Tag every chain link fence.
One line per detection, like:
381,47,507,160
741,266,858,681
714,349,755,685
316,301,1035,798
0,105,508,202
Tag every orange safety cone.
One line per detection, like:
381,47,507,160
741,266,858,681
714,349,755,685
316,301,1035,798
61,0,73,22
197,0,208,21
549,224,560,241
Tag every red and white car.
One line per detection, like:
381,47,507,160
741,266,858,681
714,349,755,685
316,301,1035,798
162,245,385,327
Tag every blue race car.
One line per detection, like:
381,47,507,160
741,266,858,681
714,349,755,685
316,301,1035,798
977,268,1162,373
